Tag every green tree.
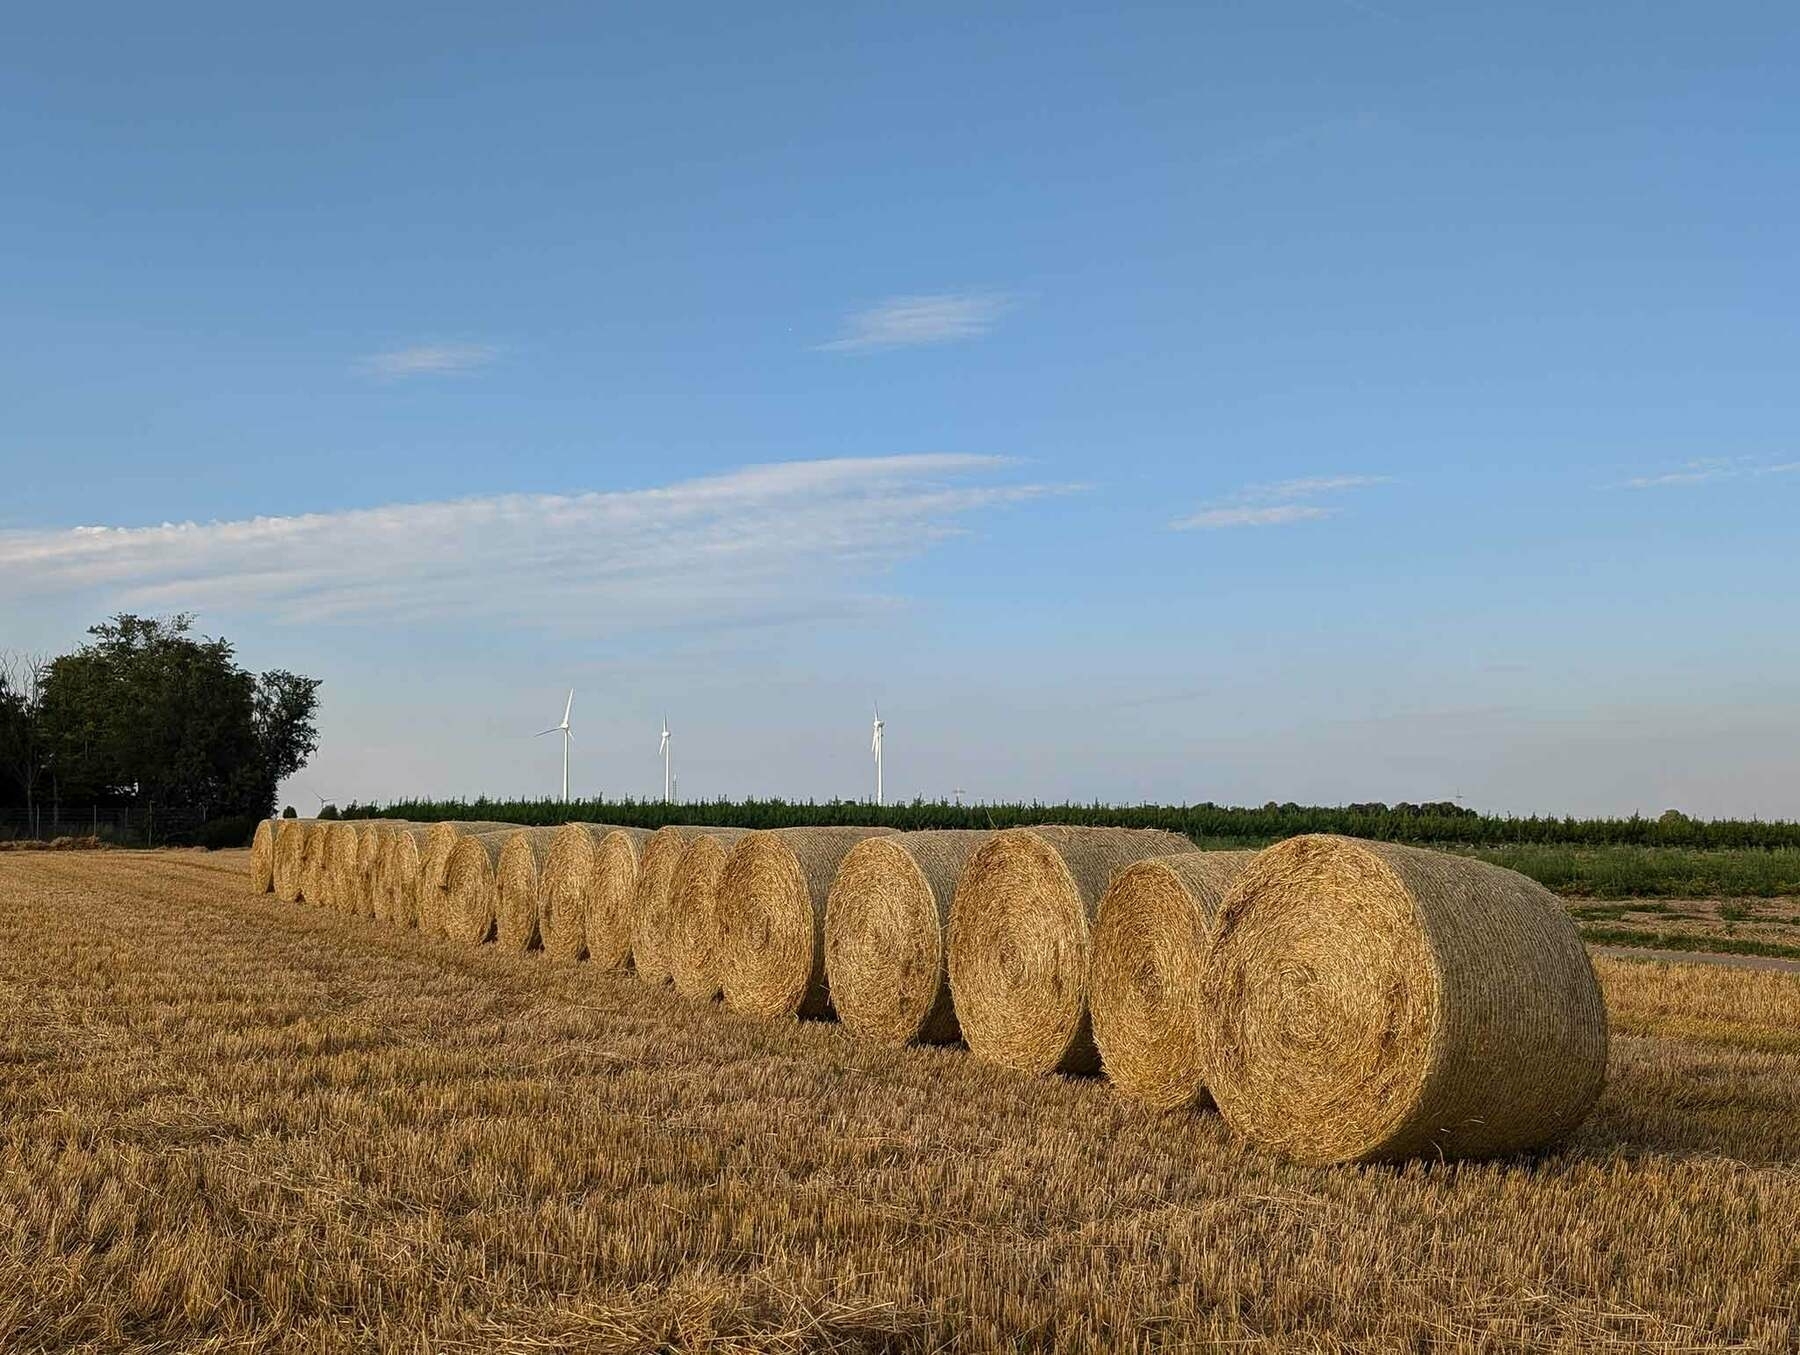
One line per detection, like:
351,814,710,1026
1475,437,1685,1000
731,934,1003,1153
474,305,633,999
0,652,50,814
37,614,321,818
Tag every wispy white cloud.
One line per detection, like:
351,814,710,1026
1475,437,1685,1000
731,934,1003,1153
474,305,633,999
358,343,499,378
1618,456,1798,489
1,456,1068,628
1172,472,1388,531
817,293,1010,353
1174,503,1334,530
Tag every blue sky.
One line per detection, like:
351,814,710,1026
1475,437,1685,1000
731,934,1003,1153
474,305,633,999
3,2,1797,816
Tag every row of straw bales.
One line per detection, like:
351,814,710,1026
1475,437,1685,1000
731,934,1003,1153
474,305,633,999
248,817,1608,1164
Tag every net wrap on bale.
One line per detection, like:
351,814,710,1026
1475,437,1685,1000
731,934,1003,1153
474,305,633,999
1201,834,1610,1165
822,830,991,1042
1089,851,1256,1111
947,826,1194,1076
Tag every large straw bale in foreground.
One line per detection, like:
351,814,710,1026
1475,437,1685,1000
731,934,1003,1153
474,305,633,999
442,830,518,947
1201,835,1609,1164
716,826,898,1020
273,819,314,901
631,827,710,985
825,830,993,1045
539,824,652,965
495,827,564,952
666,829,751,1000
418,821,522,937
250,820,275,893
947,826,1194,1075
1089,851,1256,1110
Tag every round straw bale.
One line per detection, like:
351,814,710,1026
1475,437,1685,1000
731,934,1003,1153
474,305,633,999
1201,835,1610,1165
380,826,437,930
667,828,751,1000
299,823,332,906
1089,851,1257,1110
824,830,994,1045
630,826,704,985
947,826,1194,1076
322,822,362,912
587,827,652,968
441,829,517,947
495,826,564,952
356,820,406,920
250,819,275,893
539,824,650,964
272,818,312,902
718,826,896,1020
418,821,523,937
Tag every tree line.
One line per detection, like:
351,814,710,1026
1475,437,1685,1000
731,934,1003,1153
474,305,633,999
1,614,321,837
353,795,1800,850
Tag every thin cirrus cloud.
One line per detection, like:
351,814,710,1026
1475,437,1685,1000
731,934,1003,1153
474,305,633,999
0,455,1068,629
357,343,499,378
1171,473,1390,530
1619,457,1800,489
816,292,1011,353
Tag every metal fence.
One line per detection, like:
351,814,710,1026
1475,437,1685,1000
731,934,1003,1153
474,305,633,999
0,806,210,847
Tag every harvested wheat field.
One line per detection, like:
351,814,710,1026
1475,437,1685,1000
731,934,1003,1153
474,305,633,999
2,850,1797,1354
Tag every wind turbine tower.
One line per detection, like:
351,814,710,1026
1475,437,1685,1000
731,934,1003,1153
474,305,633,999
659,715,672,802
537,690,573,800
871,703,885,807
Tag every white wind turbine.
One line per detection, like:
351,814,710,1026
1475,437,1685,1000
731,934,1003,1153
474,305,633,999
870,703,885,806
537,689,574,800
659,715,673,802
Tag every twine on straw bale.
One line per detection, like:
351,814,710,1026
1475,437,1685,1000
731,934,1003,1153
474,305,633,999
947,826,1193,1076
1200,834,1610,1164
1088,851,1256,1110
667,829,750,1000
717,826,895,1020
824,830,993,1045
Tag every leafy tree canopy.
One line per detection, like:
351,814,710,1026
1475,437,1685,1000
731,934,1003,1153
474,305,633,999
28,614,320,818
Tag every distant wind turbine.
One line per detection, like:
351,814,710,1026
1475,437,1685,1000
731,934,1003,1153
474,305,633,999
659,715,672,802
537,689,574,800
871,703,885,806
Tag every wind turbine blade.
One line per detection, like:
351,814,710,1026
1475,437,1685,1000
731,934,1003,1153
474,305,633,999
563,689,574,724
535,727,559,737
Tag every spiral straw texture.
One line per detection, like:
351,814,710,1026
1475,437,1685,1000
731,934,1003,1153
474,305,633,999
495,827,562,952
587,828,652,969
822,830,992,1043
355,820,406,920
714,827,895,1020
1201,835,1610,1164
632,827,708,985
441,830,517,947
418,821,521,937
250,820,275,893
947,826,1194,1076
666,829,750,1000
379,826,436,930
272,819,311,902
1088,851,1256,1110
299,823,332,906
